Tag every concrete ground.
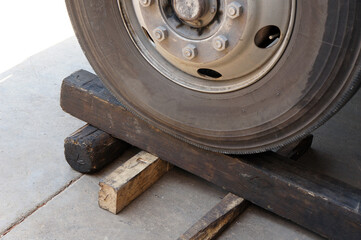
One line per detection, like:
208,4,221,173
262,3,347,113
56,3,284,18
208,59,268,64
0,1,360,239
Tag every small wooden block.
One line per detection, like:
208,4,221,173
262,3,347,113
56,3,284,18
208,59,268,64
64,124,129,173
98,151,172,214
179,193,249,240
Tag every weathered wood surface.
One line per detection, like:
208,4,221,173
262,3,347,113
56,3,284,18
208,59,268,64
178,193,249,240
98,151,171,214
178,137,312,240
61,70,361,240
64,124,129,173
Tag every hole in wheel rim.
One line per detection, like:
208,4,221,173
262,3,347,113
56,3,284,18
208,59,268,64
197,68,222,79
255,25,281,49
121,0,296,93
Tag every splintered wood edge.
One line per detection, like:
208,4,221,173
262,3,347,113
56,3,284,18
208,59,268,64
178,193,249,240
98,151,172,214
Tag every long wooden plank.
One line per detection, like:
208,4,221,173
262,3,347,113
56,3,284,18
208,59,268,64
99,151,171,214
61,70,361,240
65,124,129,173
178,193,249,240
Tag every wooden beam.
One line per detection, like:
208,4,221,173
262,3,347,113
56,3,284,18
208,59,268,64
179,137,311,240
64,124,129,173
98,151,171,214
61,70,361,239
178,193,249,240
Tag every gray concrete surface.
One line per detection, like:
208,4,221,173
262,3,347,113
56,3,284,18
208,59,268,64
1,144,321,240
0,37,93,234
220,206,322,240
0,1,360,239
2,148,228,240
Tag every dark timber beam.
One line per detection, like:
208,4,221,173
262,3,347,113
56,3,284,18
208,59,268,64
64,124,129,173
61,70,361,240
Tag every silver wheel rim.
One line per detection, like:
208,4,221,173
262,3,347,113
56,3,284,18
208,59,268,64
119,0,296,93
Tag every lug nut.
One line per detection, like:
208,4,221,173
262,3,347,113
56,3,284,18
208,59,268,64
139,0,152,7
182,44,197,60
153,26,168,42
212,35,228,51
227,2,243,19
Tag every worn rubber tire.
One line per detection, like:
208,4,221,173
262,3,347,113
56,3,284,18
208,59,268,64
66,0,361,154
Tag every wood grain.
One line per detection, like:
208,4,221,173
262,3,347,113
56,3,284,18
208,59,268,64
98,151,171,214
178,136,311,240
178,193,249,240
61,70,361,239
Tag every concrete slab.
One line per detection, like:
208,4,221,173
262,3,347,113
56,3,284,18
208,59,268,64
220,206,322,240
2,149,228,240
0,37,93,234
2,148,323,240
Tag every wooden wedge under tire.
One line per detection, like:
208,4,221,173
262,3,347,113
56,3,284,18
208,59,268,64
66,0,361,154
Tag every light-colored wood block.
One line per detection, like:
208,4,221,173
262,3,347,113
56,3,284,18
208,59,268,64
178,193,249,240
98,151,172,214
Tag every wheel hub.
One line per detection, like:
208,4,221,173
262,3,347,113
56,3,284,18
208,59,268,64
173,0,217,28
123,0,296,92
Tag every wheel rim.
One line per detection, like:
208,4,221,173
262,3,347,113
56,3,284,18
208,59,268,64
120,0,296,93
66,0,361,153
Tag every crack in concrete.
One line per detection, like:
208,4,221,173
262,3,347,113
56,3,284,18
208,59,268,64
0,175,83,238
